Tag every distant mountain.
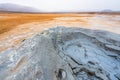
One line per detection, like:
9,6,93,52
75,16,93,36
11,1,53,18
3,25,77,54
101,9,113,12
0,3,41,13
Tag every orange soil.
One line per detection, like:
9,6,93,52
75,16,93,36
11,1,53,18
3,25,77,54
0,13,120,52
0,13,93,34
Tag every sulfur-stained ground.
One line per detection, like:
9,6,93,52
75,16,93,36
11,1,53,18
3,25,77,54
0,13,120,52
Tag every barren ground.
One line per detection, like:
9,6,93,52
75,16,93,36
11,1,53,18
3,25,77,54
0,13,120,52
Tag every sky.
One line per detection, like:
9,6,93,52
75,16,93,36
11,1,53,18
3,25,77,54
0,0,120,12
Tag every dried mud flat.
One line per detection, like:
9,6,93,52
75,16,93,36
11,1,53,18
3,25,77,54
0,27,120,80
0,13,120,80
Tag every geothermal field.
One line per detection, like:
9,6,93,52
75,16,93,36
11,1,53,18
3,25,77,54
0,13,120,80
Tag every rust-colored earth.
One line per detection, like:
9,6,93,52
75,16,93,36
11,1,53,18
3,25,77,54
0,13,120,52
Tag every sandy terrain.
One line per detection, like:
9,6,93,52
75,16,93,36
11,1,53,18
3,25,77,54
0,13,120,52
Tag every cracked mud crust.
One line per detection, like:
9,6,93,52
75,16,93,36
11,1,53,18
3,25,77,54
0,27,120,80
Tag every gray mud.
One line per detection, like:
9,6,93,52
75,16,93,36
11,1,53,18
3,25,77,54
0,27,120,80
